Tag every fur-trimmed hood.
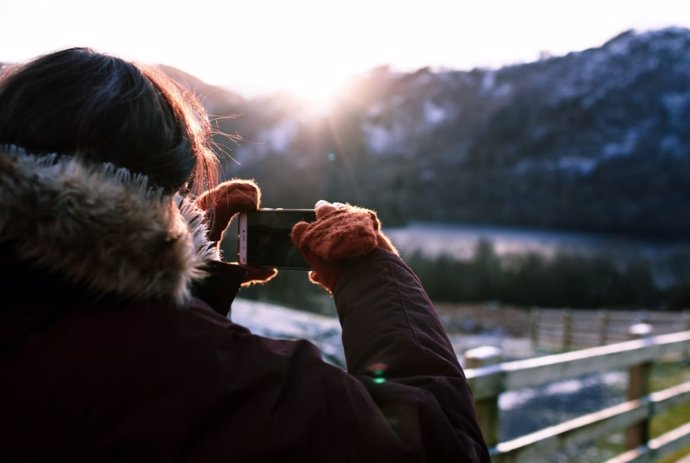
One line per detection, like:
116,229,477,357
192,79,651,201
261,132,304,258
0,148,220,306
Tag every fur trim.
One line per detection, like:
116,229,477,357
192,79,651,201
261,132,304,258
0,148,220,306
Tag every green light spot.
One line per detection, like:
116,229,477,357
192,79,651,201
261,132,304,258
373,377,386,384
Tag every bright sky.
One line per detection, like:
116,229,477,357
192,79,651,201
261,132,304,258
3,0,690,103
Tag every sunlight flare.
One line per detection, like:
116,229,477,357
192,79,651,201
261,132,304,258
281,69,349,115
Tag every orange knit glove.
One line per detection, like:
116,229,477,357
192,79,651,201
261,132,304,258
290,201,397,293
195,179,277,286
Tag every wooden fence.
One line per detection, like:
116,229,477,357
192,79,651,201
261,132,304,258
530,308,690,351
464,326,690,462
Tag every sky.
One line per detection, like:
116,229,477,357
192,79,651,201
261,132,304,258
3,0,690,103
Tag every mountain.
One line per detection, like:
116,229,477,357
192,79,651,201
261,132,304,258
155,64,246,115
145,28,690,238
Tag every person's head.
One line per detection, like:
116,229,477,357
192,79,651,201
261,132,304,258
0,47,218,194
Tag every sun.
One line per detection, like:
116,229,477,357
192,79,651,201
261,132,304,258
280,68,351,115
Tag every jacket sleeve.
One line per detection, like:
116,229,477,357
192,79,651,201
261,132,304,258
191,261,246,316
332,248,490,462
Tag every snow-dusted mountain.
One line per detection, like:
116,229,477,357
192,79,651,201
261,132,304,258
188,27,689,238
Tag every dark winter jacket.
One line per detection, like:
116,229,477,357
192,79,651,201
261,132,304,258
0,149,490,462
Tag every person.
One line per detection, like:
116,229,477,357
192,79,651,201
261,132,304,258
0,47,490,462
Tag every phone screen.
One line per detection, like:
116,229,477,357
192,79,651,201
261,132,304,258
238,209,316,270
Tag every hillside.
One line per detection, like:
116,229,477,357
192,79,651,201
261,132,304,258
158,27,690,239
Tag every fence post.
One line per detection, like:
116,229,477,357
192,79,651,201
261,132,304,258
562,309,573,351
598,309,609,346
530,308,540,350
465,346,503,447
681,309,690,364
625,322,653,450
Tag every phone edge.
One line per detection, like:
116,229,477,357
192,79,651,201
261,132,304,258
237,212,248,265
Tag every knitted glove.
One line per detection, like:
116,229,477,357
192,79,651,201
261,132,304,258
290,200,397,293
195,179,277,286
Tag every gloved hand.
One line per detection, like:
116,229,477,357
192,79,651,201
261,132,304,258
195,179,277,286
290,200,398,293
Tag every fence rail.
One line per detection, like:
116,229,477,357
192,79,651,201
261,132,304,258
464,328,690,462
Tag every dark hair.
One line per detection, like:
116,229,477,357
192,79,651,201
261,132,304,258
0,47,218,194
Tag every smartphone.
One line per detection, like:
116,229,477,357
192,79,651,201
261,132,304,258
238,209,316,270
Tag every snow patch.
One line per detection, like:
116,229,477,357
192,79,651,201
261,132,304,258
362,123,394,154
262,119,298,153
231,298,345,366
602,130,640,158
423,101,447,125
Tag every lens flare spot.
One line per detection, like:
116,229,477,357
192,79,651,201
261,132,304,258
367,362,389,384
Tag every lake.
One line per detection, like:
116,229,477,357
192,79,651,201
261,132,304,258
385,222,690,286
